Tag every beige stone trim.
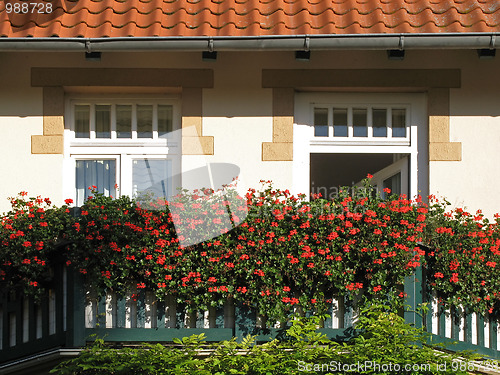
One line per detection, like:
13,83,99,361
31,135,63,154
428,88,451,143
262,69,461,89
43,86,64,136
32,87,65,154
262,142,293,161
182,136,214,155
32,68,214,88
263,88,294,161
429,142,462,161
181,88,213,155
428,88,462,161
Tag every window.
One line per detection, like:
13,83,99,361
313,105,409,143
64,97,181,206
294,93,427,201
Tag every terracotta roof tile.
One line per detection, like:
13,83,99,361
0,0,499,38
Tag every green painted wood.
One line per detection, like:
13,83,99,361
427,334,500,360
438,305,446,338
136,292,146,329
55,265,65,336
176,304,185,329
67,270,86,347
425,295,433,334
196,310,204,329
491,318,497,351
85,328,234,342
465,309,472,344
96,296,106,328
215,306,224,328
14,296,23,347
116,295,126,328
0,332,67,363
28,298,36,343
40,295,49,339
2,310,10,350
404,266,423,328
156,300,165,329
343,296,354,329
234,303,256,341
478,314,485,348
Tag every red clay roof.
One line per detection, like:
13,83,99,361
1,0,499,38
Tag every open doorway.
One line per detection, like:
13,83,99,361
310,153,409,200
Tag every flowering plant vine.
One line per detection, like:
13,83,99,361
1,179,499,321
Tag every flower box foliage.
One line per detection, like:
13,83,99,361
1,179,499,321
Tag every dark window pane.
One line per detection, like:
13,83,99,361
75,105,90,138
333,108,348,137
137,105,153,138
95,105,111,138
392,109,406,138
116,105,132,138
158,105,173,137
372,108,387,137
314,108,328,137
382,172,401,199
353,108,367,137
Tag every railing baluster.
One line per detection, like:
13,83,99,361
457,306,465,341
471,312,478,345
105,292,116,328
331,297,344,329
431,293,439,335
85,292,96,328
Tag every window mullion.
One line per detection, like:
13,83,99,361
347,107,353,138
111,104,116,140
132,104,137,140
388,107,393,138
152,103,158,140
89,104,96,140
367,106,373,140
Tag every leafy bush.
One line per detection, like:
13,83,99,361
423,196,500,314
50,305,478,375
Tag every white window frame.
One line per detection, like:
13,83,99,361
63,95,181,204
293,93,428,200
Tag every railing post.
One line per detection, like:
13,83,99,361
404,266,423,328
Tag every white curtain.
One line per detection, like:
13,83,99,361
75,160,116,206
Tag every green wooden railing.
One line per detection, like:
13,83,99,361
1,266,500,365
